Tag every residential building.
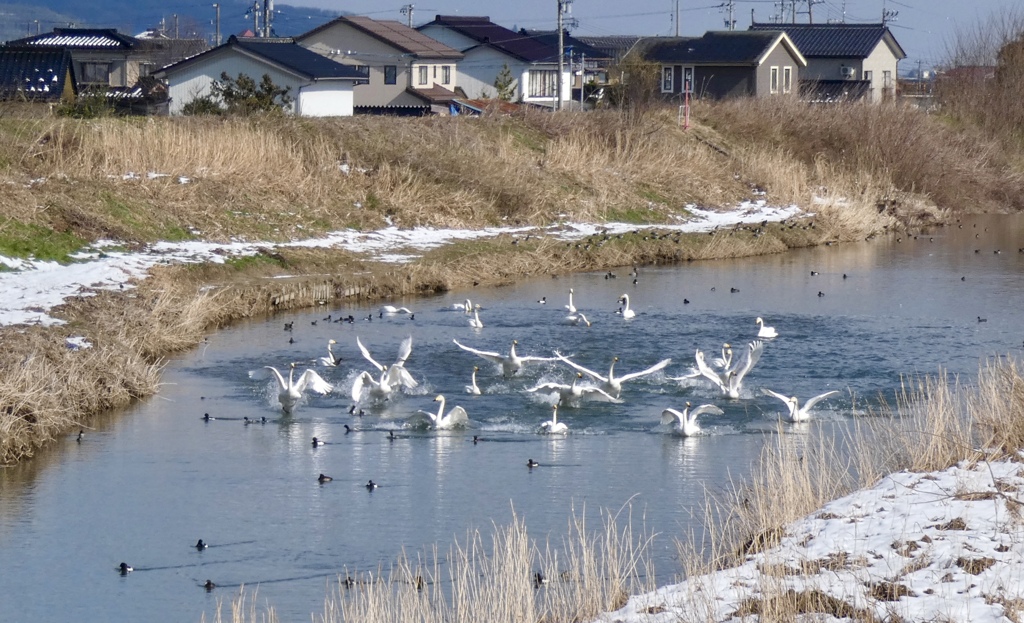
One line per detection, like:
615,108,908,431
0,46,76,102
750,23,906,102
153,35,367,116
417,15,571,107
296,15,464,115
6,27,205,90
643,30,805,100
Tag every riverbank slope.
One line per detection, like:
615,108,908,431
0,100,1015,464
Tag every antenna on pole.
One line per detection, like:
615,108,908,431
719,0,736,30
400,4,414,28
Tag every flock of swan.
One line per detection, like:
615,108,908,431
248,286,840,438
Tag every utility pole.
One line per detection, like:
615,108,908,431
400,4,414,28
263,0,274,37
556,0,572,111
250,1,260,35
173,14,179,38
213,3,221,46
674,0,679,36
720,0,736,30
807,0,823,23
580,52,586,108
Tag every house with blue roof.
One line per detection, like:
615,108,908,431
153,35,367,116
417,15,572,107
642,30,806,100
750,23,906,102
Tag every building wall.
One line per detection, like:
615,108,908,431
164,49,300,115
297,81,354,116
804,57,862,83
754,44,800,96
417,24,479,54
862,40,899,102
300,25,456,108
695,66,753,99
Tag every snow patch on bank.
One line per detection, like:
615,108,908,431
0,201,805,327
594,457,1024,623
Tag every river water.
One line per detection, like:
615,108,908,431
1,215,1022,622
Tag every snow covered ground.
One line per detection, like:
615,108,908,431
595,457,1024,623
0,202,803,327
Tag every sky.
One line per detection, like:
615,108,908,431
280,0,1024,70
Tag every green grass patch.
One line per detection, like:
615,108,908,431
0,222,86,262
637,184,671,206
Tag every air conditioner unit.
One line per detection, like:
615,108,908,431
840,66,856,79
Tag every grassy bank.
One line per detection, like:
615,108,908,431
0,99,1014,464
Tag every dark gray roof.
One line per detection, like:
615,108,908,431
418,16,555,63
155,35,367,81
297,16,463,59
642,31,798,65
0,46,76,101
7,28,140,50
574,35,644,60
518,30,611,61
749,23,906,59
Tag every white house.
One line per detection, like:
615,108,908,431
153,35,366,116
417,15,571,107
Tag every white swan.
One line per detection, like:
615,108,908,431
356,336,417,389
762,389,839,423
251,362,333,413
756,317,778,338
539,404,568,434
319,339,341,367
618,293,636,319
694,340,764,399
465,366,482,395
661,402,724,436
451,299,473,313
453,339,558,379
411,394,469,430
565,288,577,313
526,372,620,406
712,343,732,370
469,306,484,329
380,305,413,315
565,312,591,327
555,353,671,398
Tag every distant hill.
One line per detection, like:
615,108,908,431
1,1,343,45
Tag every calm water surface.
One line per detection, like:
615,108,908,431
1,215,1022,622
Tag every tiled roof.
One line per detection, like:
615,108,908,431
574,35,644,59
8,28,140,50
749,23,906,59
643,31,797,65
419,15,556,63
299,16,463,59
156,36,367,81
518,30,611,61
0,46,75,100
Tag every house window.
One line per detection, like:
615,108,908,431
864,70,873,82
528,69,557,98
418,66,428,85
442,66,451,85
782,66,792,93
433,66,437,79
138,62,155,78
883,70,893,88
661,66,673,93
384,65,397,85
770,66,779,94
81,62,110,84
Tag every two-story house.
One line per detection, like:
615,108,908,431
749,23,906,102
417,15,571,108
296,16,464,115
